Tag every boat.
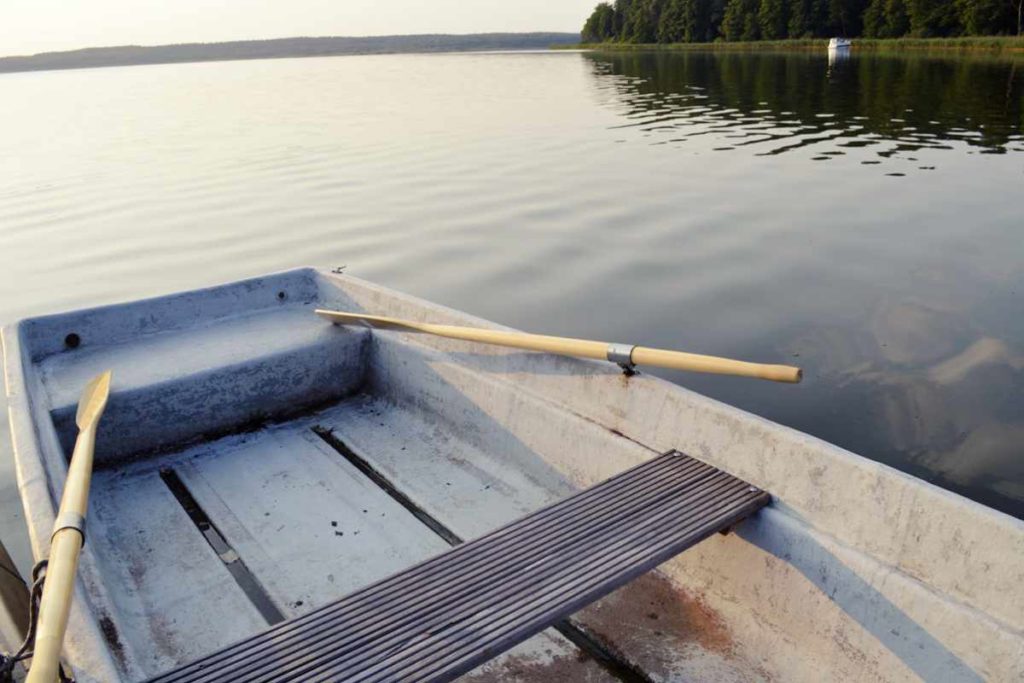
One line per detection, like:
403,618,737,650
1,267,1021,681
828,37,852,51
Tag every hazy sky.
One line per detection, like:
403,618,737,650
2,0,595,57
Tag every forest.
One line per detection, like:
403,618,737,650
581,0,1022,43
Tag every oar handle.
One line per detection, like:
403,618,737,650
631,347,802,383
315,310,802,384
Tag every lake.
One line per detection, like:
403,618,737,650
1,48,1022,573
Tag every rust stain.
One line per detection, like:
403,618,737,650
572,571,737,679
459,648,614,683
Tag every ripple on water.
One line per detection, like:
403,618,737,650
0,49,1022,530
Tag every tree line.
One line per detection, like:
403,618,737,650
584,50,1023,153
582,0,1022,43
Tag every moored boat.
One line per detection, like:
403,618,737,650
828,37,852,51
2,268,1022,681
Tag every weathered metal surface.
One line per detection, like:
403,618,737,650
71,412,602,680
339,272,1024,681
174,426,451,616
4,267,1023,682
312,399,659,681
458,632,619,683
315,394,762,680
42,306,370,465
573,572,762,682
85,466,267,676
146,452,769,682
314,394,579,536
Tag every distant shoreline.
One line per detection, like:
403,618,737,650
564,37,1024,54
0,33,579,75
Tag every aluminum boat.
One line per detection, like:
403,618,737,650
2,268,1021,681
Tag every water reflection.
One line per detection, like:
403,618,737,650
827,47,851,71
585,51,1024,169
0,50,1021,572
586,49,1024,518
787,295,1024,514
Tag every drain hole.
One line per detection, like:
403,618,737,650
159,467,285,625
277,291,287,301
64,333,81,349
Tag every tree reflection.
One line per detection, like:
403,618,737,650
585,50,1024,159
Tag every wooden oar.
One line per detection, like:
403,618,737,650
315,310,801,383
27,371,112,683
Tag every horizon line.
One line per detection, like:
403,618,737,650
1,31,581,61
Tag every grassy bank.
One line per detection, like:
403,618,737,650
564,36,1024,54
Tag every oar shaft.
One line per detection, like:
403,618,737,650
25,371,110,683
26,426,98,683
315,310,801,383
25,533,82,683
420,325,610,361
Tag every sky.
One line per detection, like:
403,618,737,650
1,0,595,57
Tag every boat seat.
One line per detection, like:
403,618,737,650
38,305,370,464
19,269,370,465
146,450,770,683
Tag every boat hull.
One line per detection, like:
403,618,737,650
3,268,1022,681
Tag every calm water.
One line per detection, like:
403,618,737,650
1,49,1022,571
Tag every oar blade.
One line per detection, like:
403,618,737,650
75,370,113,429
314,310,371,325
315,310,417,331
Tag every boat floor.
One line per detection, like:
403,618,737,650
86,392,757,681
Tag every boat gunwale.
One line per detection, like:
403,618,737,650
2,322,124,681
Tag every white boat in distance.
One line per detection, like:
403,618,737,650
829,37,853,50
2,268,1021,681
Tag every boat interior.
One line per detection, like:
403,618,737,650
12,269,762,681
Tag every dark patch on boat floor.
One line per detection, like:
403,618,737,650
98,613,127,667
